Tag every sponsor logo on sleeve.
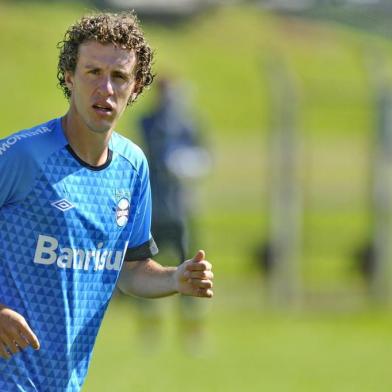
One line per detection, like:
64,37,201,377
0,127,52,156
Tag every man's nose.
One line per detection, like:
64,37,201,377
98,76,114,96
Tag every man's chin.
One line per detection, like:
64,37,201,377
88,120,114,134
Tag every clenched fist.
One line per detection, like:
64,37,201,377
174,250,213,298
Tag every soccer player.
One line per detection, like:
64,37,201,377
136,76,212,350
0,12,213,392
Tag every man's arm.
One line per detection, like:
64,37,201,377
0,142,41,359
117,250,213,298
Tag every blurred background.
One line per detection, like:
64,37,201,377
2,0,392,390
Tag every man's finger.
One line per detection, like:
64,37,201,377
1,334,20,354
192,250,205,263
13,333,29,350
0,343,11,359
18,324,40,350
205,288,213,298
185,270,214,280
188,279,213,289
194,287,213,298
186,261,211,272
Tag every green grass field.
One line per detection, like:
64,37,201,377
83,294,392,392
2,1,392,390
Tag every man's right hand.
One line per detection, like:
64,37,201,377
0,306,40,359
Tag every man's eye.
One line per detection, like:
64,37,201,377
89,69,100,75
114,73,127,81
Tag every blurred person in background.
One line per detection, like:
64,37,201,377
135,76,211,352
0,11,213,392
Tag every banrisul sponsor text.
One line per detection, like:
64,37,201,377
34,234,126,271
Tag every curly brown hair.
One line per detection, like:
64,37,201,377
57,11,154,105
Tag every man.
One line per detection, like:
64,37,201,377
136,76,212,350
0,12,213,392
141,77,210,264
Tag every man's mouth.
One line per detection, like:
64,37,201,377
92,103,114,115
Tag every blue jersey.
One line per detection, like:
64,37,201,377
0,118,158,391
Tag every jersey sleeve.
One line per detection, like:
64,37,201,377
0,141,35,208
125,156,158,261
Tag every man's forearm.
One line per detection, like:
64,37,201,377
118,251,213,299
117,259,178,298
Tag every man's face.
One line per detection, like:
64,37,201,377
65,41,139,134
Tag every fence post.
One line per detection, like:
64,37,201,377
263,56,303,308
369,72,392,305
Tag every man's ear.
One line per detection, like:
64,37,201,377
130,80,142,102
64,70,74,92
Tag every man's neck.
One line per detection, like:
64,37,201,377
61,113,112,167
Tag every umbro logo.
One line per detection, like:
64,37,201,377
51,199,74,211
